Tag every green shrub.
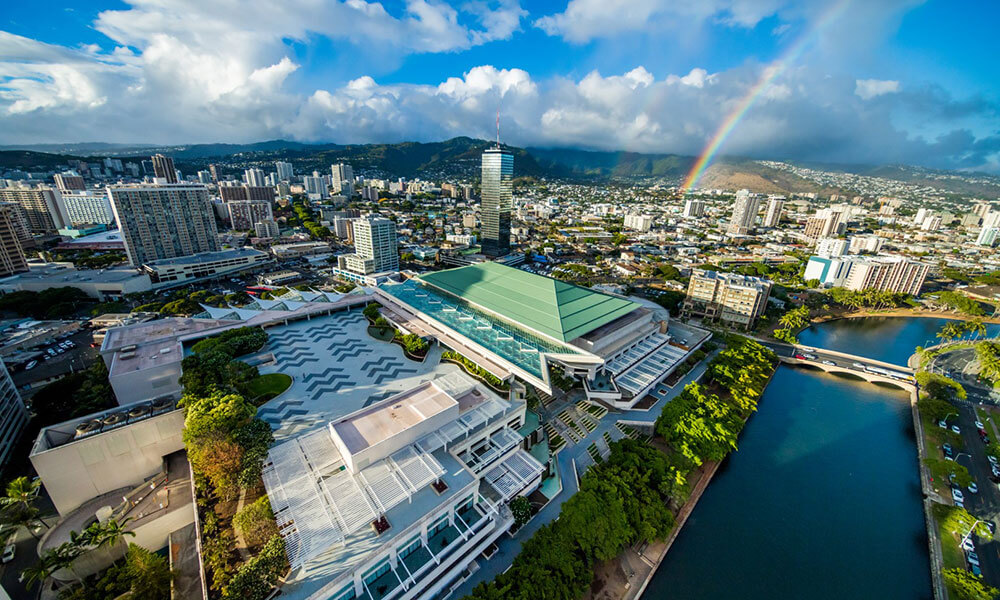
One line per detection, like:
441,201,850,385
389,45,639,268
222,535,287,600
234,496,279,548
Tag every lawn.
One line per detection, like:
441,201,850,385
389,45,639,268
932,503,969,570
244,373,292,405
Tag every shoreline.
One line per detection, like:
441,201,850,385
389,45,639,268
623,364,779,600
809,309,1000,326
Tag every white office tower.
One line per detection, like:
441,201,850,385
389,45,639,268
0,359,27,469
108,183,220,266
624,214,653,232
977,211,1000,246
63,191,116,226
275,161,294,182
763,196,785,228
244,168,267,188
304,176,329,199
726,189,760,236
914,207,930,225
331,163,355,195
815,237,849,258
683,199,705,218
197,171,212,184
338,216,398,275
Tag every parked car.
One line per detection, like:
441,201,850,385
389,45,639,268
2,543,13,563
967,551,981,566
971,563,983,577
988,454,998,465
25,360,36,370
962,537,975,552
969,482,979,494
953,488,965,502
952,425,962,434
976,420,985,430
938,420,948,429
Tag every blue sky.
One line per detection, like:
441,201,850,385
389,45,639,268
1,0,998,172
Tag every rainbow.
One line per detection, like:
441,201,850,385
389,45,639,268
680,0,853,194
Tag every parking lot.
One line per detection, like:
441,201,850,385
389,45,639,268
8,329,99,396
938,403,1000,586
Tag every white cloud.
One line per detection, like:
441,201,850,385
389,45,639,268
0,3,997,172
855,78,901,100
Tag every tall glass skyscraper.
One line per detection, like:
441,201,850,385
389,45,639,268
481,147,513,258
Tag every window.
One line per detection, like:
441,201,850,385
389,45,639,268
398,536,422,560
363,560,391,585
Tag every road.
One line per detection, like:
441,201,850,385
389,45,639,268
944,404,1000,587
928,348,997,404
758,340,912,377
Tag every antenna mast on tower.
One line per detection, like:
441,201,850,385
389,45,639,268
495,106,501,149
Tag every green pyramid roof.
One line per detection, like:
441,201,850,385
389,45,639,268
417,262,639,343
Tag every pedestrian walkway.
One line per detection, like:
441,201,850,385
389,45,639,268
447,346,719,599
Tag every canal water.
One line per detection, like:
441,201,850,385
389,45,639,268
642,317,971,600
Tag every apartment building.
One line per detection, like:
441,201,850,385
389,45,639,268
227,200,274,230
726,189,760,236
108,183,219,266
682,269,772,329
62,191,116,226
0,204,29,277
842,256,930,295
0,186,71,233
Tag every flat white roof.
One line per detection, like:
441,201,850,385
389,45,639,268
331,382,456,455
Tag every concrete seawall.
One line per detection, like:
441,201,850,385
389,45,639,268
910,386,948,600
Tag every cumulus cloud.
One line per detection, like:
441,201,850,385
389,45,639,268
855,78,900,100
0,1,997,173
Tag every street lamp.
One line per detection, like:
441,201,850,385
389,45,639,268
959,519,986,549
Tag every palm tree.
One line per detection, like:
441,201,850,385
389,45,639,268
48,542,85,586
0,477,40,511
89,518,135,557
20,553,59,591
966,319,988,340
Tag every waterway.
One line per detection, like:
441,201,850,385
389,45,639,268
642,317,968,600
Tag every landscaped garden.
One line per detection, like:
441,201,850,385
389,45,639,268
463,336,777,600
243,373,292,405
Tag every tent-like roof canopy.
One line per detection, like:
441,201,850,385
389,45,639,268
417,262,639,342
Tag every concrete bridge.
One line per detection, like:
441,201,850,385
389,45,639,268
756,339,917,392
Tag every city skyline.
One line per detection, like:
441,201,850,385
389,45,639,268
1,1,998,173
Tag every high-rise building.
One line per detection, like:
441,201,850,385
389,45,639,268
275,161,294,182
331,163,354,195
624,214,653,232
0,359,27,469
109,183,219,266
337,216,398,275
726,189,760,236
53,173,86,192
304,176,329,199
62,191,116,226
762,196,785,228
227,201,274,231
244,169,266,188
683,199,705,218
219,184,275,203
197,171,212,184
462,213,477,228
141,160,155,176
682,269,772,329
480,147,513,258
0,186,71,233
151,154,178,183
843,256,930,295
815,237,849,257
209,164,220,182
0,204,29,277
804,207,846,240
921,215,942,231
978,211,1000,246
